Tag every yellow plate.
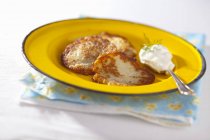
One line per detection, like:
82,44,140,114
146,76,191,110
22,18,206,95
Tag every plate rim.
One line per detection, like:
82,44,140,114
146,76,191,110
22,18,206,95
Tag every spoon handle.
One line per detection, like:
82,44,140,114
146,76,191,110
167,70,195,96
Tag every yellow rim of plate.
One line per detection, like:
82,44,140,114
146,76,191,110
22,18,206,95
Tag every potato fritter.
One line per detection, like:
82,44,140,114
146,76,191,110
62,35,109,75
92,52,155,86
99,32,137,57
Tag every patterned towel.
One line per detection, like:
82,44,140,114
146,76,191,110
20,33,205,127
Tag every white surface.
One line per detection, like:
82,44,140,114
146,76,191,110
0,0,210,139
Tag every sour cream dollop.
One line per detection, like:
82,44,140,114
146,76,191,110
139,44,175,73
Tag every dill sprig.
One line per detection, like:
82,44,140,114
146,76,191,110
143,33,162,47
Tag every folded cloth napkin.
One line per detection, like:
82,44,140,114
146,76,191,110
20,33,205,127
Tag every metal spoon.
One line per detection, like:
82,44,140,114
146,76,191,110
167,70,195,96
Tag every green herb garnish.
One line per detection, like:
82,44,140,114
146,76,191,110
143,33,162,47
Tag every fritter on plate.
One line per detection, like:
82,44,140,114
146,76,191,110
92,52,155,86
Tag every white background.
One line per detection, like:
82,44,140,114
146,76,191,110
0,0,210,139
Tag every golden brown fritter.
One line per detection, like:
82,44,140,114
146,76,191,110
92,52,155,86
62,35,111,75
99,32,137,57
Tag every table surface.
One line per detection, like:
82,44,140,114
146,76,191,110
0,0,210,139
